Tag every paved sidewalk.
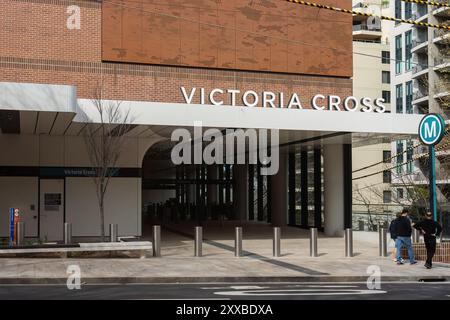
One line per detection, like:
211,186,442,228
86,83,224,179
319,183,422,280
0,227,449,284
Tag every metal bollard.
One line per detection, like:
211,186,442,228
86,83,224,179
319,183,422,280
195,226,202,257
412,228,420,243
235,227,243,257
152,225,161,257
109,223,118,242
64,222,72,245
379,227,388,257
273,227,281,257
345,228,353,257
16,222,25,246
310,227,318,257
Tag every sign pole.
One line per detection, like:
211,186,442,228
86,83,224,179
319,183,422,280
429,145,437,222
419,113,445,223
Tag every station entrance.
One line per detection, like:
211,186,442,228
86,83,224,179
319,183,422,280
139,134,347,237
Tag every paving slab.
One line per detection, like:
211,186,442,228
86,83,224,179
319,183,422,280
0,227,449,284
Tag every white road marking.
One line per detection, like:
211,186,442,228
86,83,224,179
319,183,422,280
214,289,386,296
201,286,268,290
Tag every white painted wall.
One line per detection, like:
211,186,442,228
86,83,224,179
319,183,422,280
324,144,345,236
0,177,38,237
66,177,141,237
0,133,159,238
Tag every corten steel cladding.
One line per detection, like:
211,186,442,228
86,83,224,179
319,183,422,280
273,227,281,257
102,0,352,77
379,227,387,257
153,225,161,257
195,226,203,257
235,227,243,257
310,227,318,257
345,228,353,257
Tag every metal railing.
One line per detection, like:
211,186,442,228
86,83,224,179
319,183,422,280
434,57,450,66
434,28,450,40
411,10,428,21
412,39,427,48
352,24,381,32
412,64,428,74
413,91,428,101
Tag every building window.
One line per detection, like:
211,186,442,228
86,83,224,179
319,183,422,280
397,188,404,199
383,150,391,163
396,140,404,174
395,35,403,74
382,71,391,84
383,170,392,183
383,190,392,203
396,84,403,113
395,0,402,23
405,30,412,71
382,51,390,64
406,139,414,173
405,2,412,20
382,90,391,103
406,81,413,114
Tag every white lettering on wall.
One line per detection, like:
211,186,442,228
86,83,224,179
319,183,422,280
179,87,385,113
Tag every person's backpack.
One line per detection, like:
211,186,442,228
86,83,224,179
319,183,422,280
389,219,399,239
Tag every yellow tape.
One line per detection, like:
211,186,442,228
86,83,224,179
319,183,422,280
286,0,450,30
402,0,450,8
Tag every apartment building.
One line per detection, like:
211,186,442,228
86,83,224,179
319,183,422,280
352,0,400,228
390,0,450,217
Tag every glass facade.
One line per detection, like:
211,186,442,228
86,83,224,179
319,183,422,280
396,84,403,113
382,71,390,84
406,81,413,114
405,2,412,20
382,91,391,103
396,35,402,74
395,0,402,23
405,30,412,71
382,51,390,64
406,140,414,173
396,140,404,174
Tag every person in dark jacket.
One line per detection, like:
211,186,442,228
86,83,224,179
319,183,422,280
413,212,443,269
395,208,417,265
389,212,402,262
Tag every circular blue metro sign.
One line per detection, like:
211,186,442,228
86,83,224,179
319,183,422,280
418,113,446,145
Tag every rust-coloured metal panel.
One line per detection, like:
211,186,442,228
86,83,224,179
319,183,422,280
102,0,352,77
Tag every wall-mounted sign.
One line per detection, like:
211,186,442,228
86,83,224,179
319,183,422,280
44,193,62,211
180,87,386,113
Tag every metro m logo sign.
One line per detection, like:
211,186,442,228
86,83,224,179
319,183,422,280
419,114,445,146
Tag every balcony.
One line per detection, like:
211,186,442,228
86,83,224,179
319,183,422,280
352,24,382,41
412,90,429,106
411,39,428,54
412,12,428,24
433,1,450,17
434,57,450,73
411,64,429,79
433,29,450,44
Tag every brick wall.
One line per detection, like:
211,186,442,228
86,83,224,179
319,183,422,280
402,242,450,263
0,0,352,106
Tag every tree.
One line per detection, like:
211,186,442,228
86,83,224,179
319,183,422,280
83,85,133,241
